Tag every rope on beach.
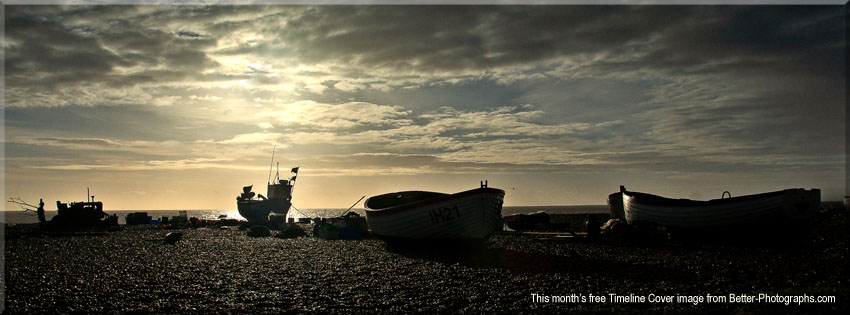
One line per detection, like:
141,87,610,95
290,205,309,218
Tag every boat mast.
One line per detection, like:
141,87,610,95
267,146,276,185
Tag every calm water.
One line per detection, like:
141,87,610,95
1,205,609,225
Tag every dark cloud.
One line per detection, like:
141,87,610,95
601,6,844,79
470,6,684,66
672,7,843,59
164,48,220,70
99,18,218,53
229,6,834,74
177,31,201,38
6,5,842,94
4,11,133,89
102,70,191,88
4,5,221,95
182,5,844,87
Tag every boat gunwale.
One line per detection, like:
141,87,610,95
365,187,505,218
621,188,807,208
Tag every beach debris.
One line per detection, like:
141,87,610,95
276,223,307,238
126,212,152,225
168,211,189,228
602,218,629,234
144,231,184,244
504,211,551,231
535,234,580,242
316,219,340,240
163,232,183,244
600,218,629,243
340,213,369,239
247,225,271,237
313,215,369,240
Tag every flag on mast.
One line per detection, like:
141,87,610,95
291,166,299,174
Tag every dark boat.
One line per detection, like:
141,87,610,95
608,186,821,229
237,181,294,223
50,190,118,230
237,152,298,223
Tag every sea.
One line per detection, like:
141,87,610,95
1,205,610,225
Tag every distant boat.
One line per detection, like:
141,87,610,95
50,188,119,230
608,186,820,229
53,200,111,228
365,182,505,243
237,149,298,224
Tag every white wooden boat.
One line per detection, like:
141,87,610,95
608,186,820,228
365,186,505,242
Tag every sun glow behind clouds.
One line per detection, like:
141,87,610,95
3,5,845,209
255,100,412,129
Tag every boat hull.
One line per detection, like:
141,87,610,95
237,199,290,223
613,188,820,228
365,188,505,242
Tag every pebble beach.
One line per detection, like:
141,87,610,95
3,206,848,313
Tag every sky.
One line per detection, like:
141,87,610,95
2,3,846,210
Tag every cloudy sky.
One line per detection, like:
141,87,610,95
3,4,846,210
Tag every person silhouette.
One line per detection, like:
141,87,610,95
37,198,46,226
